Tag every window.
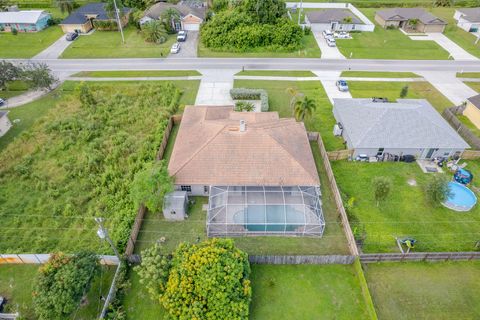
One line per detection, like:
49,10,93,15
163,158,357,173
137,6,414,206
204,186,208,194
376,148,385,156
181,185,192,192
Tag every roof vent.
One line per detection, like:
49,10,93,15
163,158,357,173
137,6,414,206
240,120,246,132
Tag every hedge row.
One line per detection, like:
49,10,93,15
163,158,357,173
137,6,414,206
230,88,269,112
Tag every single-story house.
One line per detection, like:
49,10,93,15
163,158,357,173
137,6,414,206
454,8,480,33
168,106,324,237
142,2,205,31
375,8,447,33
0,111,12,137
305,9,364,32
59,3,131,33
463,94,480,129
332,98,469,159
0,10,51,32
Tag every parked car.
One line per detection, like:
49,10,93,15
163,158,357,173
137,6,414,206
336,80,349,92
326,37,336,47
322,29,334,38
372,97,389,103
0,98,5,106
335,31,350,39
66,31,78,41
170,42,180,54
177,30,187,42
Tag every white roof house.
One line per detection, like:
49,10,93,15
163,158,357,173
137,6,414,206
0,10,49,24
333,99,469,159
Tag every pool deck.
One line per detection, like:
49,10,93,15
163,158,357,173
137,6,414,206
416,160,444,173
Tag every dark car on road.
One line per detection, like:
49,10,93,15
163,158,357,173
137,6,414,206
66,31,79,41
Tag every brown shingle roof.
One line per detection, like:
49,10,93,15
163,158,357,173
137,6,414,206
168,106,320,186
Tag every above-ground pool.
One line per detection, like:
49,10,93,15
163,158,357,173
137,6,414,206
442,182,477,212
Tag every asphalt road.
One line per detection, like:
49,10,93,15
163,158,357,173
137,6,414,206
11,57,480,75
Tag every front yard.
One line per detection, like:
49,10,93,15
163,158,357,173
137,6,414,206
331,161,480,253
365,261,480,320
61,27,176,58
464,82,480,93
0,26,63,58
335,8,450,60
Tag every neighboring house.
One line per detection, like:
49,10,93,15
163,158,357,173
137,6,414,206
0,111,12,137
305,9,365,32
0,10,51,32
463,94,480,129
375,8,447,33
142,2,205,31
59,3,131,33
333,99,469,159
168,106,324,237
454,8,480,32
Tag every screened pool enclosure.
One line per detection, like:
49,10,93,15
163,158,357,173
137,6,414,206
207,186,325,237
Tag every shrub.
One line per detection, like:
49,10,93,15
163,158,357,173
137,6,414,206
386,25,397,30
424,175,452,206
11,28,18,35
372,176,392,206
33,252,99,320
93,19,119,31
235,101,255,112
303,26,311,35
400,85,409,98
230,88,268,111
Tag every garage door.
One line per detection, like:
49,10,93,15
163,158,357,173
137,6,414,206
183,23,199,31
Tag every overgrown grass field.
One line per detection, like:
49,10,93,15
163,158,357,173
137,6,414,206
331,161,480,252
0,81,199,253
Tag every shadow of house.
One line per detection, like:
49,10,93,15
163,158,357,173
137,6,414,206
59,2,131,34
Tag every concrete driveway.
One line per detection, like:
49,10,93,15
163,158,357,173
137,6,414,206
313,32,346,60
195,69,237,106
169,31,198,58
33,34,73,59
313,71,352,103
410,33,478,61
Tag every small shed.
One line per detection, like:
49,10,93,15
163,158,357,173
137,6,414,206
163,191,188,221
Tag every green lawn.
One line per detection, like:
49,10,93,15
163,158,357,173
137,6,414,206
365,261,480,320
340,71,421,78
0,81,29,99
61,27,176,58
348,81,454,112
236,70,316,77
72,70,201,77
457,72,480,78
331,161,480,252
335,8,450,60
428,7,480,59
198,32,321,58
233,80,345,151
0,264,115,319
465,82,480,93
250,265,371,320
0,26,63,58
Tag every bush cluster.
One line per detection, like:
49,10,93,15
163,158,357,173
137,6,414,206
230,88,269,111
93,20,119,30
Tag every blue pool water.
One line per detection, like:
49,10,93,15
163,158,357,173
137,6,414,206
442,182,477,212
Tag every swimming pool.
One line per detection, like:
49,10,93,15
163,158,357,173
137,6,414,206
442,182,477,212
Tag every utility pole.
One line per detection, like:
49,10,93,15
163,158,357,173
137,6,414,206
298,0,303,25
112,0,125,44
95,217,122,320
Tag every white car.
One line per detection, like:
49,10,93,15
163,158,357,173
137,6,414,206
170,42,180,54
326,37,336,47
322,29,334,38
177,30,187,42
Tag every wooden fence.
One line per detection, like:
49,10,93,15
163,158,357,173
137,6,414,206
461,149,480,160
443,107,480,150
249,255,355,265
311,133,359,256
360,251,480,263
327,149,354,161
124,115,181,258
0,254,119,265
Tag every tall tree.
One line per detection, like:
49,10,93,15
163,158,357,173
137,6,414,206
425,175,452,206
105,0,125,19
55,0,75,15
22,62,57,90
294,95,317,122
161,8,180,33
286,87,301,116
241,0,287,24
141,20,168,43
0,60,21,90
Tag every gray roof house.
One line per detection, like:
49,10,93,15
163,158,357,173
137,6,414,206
332,99,469,159
305,9,364,32
454,8,480,32
143,2,205,31
375,8,447,33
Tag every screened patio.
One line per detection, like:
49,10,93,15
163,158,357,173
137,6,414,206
207,186,325,237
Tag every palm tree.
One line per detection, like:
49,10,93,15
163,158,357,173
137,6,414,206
56,0,75,15
161,8,180,34
285,87,302,116
294,96,317,122
142,20,168,44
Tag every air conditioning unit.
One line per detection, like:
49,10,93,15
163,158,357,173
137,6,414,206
333,123,343,136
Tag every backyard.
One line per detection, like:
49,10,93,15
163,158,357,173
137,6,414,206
0,264,115,319
334,8,450,60
0,26,63,58
331,161,480,253
233,80,345,151
0,80,199,253
60,27,176,58
365,261,480,320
